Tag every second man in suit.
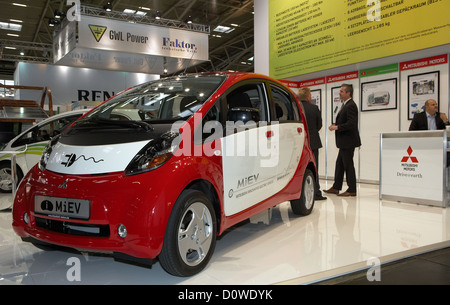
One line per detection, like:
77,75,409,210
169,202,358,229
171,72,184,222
325,84,361,197
409,99,448,131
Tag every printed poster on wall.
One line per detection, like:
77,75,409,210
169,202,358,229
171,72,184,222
361,78,397,112
408,71,440,120
269,0,450,78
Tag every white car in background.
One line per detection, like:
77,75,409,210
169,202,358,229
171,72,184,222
0,109,89,195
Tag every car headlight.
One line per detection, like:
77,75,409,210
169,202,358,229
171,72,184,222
125,131,180,176
38,135,60,172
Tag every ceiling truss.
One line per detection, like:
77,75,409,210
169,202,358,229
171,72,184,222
0,0,254,77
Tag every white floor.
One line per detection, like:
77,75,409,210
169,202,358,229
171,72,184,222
1,181,450,285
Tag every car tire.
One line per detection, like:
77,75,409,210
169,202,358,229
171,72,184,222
290,169,315,216
159,189,217,277
0,162,23,193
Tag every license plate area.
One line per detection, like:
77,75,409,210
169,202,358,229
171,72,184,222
35,195,90,220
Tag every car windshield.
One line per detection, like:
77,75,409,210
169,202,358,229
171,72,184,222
83,73,226,124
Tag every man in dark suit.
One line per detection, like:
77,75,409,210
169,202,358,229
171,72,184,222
409,99,448,130
409,99,449,166
299,87,326,200
324,84,361,197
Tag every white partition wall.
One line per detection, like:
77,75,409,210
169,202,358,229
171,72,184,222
254,0,450,184
14,62,159,108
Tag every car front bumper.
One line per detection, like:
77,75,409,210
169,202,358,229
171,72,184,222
12,165,175,259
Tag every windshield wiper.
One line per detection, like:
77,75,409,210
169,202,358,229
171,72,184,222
75,116,154,131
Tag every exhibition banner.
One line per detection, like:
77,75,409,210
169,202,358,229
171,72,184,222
326,71,359,83
269,0,450,78
77,16,209,61
360,63,398,77
278,77,325,89
400,54,448,71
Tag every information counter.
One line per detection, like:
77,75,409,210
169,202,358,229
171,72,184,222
380,130,449,207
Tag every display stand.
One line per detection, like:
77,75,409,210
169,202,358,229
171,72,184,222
380,130,449,207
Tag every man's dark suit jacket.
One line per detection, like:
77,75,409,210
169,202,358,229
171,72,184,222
301,100,322,150
409,111,447,130
335,99,361,149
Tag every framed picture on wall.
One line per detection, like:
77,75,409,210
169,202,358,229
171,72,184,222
408,71,439,120
331,86,341,124
360,78,397,112
310,89,321,111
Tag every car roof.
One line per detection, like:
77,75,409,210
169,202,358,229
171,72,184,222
34,109,90,127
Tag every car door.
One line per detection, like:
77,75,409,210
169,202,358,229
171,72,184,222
217,81,279,216
268,83,304,194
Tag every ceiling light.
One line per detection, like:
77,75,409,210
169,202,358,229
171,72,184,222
12,3,27,7
155,11,162,19
123,9,136,14
186,16,193,24
135,11,147,16
48,18,60,27
9,19,23,23
213,25,235,33
139,7,151,11
104,2,112,12
20,48,25,56
54,10,66,19
0,22,22,31
7,33,19,37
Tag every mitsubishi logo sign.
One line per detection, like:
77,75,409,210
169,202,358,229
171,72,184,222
399,145,420,176
401,146,418,163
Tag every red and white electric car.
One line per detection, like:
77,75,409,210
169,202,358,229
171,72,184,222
12,72,316,276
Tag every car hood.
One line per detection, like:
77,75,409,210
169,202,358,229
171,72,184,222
45,140,150,175
46,122,177,175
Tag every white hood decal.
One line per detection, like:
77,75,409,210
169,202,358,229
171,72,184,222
46,140,149,175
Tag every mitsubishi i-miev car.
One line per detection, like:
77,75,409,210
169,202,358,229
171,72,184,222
12,72,317,276
0,110,89,195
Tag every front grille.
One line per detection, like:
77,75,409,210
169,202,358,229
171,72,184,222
35,217,110,237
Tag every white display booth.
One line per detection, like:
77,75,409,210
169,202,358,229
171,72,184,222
380,130,450,207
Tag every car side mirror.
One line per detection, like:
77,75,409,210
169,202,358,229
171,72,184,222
227,107,260,123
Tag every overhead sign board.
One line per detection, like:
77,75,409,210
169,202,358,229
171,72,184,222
53,15,209,74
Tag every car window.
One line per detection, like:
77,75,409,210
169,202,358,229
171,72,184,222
270,84,301,122
83,74,226,124
195,82,269,145
226,83,268,122
11,114,83,147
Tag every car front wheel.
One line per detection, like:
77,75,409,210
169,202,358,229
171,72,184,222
159,189,217,277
